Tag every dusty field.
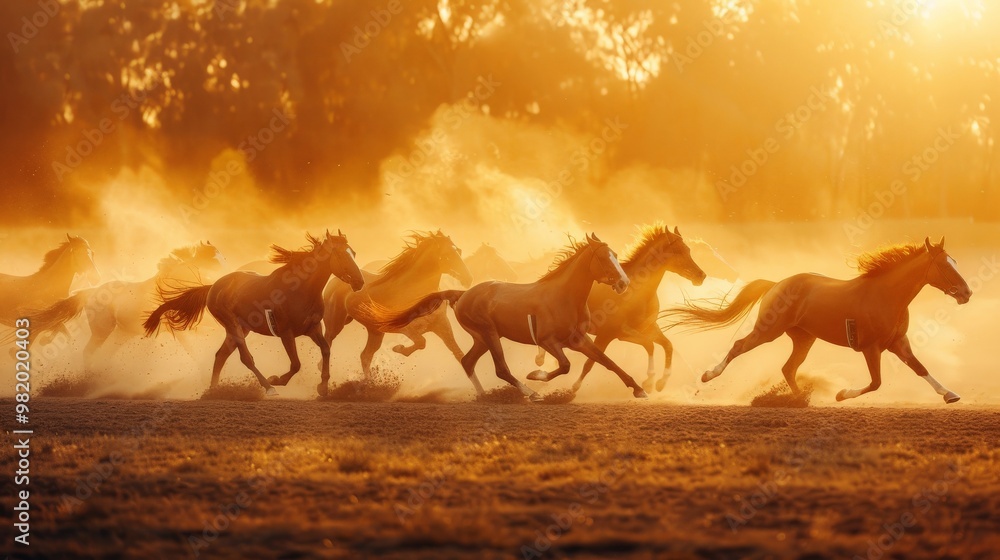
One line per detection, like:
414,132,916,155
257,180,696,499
2,398,998,560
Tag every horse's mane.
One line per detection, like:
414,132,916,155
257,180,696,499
855,243,927,277
36,241,74,273
372,231,448,284
270,233,325,266
621,223,679,267
538,239,594,281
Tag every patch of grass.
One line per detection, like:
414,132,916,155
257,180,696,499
475,385,527,404
750,380,813,408
200,378,265,401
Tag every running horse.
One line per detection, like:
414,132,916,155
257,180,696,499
143,232,363,396
0,235,100,328
532,224,707,393
322,231,472,376
29,242,225,366
664,238,971,403
365,234,648,401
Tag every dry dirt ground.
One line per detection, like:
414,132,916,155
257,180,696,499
2,397,998,560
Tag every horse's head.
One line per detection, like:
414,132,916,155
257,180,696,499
661,227,707,286
322,230,364,292
586,233,629,294
190,241,227,273
924,237,972,304
467,243,518,282
422,232,473,287
66,234,101,285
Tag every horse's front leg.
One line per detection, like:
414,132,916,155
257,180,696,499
888,335,960,403
569,333,647,399
306,324,332,397
526,342,571,382
268,333,301,387
836,346,882,401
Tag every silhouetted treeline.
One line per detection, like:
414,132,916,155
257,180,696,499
1,0,997,224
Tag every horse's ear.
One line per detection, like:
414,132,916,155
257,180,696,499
938,236,945,249
66,233,72,241
674,226,681,236
924,237,933,251
338,228,343,237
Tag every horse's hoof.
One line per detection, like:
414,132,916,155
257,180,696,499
656,376,670,392
701,371,713,383
534,355,545,367
944,392,960,404
835,389,848,402
570,383,582,394
392,344,406,354
528,392,544,403
641,378,655,393
267,375,281,385
526,369,549,382
317,383,329,397
634,388,649,399
266,387,279,397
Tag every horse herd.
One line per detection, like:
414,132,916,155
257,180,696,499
4,226,972,404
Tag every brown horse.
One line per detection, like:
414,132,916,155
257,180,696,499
0,235,100,328
365,234,648,401
322,231,472,376
664,238,971,403
532,225,707,393
143,232,363,396
29,242,225,366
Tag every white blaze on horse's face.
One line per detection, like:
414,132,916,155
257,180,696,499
932,251,972,305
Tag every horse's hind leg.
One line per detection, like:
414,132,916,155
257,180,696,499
703,319,786,383
836,347,882,402
887,335,960,403
392,327,427,357
230,328,277,396
569,334,612,393
211,335,238,388
460,337,488,396
781,328,816,393
360,327,385,377
484,332,539,401
428,312,465,363
268,334,301,386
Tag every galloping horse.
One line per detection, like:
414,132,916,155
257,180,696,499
0,235,100,328
533,225,706,393
665,238,971,403
29,242,225,365
322,231,472,376
366,234,648,401
144,232,363,396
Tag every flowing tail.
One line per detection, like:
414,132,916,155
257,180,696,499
361,290,465,332
661,279,776,332
24,291,91,338
143,285,212,336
